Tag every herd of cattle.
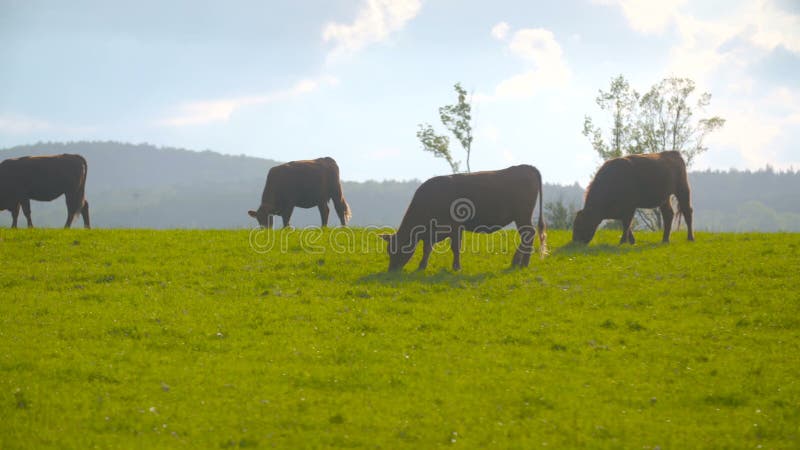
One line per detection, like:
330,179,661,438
0,151,694,271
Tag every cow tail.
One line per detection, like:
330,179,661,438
79,155,88,196
76,154,88,213
334,181,351,224
537,169,548,258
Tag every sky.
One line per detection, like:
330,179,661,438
1,0,799,186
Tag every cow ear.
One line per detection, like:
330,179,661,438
248,210,258,218
379,233,393,243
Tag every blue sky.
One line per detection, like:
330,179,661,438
1,0,799,185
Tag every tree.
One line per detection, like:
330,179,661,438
637,77,725,166
416,124,458,173
583,75,725,230
544,199,578,230
417,82,474,173
582,75,640,160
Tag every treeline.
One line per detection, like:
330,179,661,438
1,141,798,231
690,168,800,232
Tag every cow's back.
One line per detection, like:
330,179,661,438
0,154,87,204
402,165,540,231
585,151,687,216
261,158,335,210
628,151,686,207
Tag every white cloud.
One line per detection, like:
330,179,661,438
707,108,783,169
491,22,510,41
591,0,688,34
598,0,800,64
0,115,52,134
666,13,736,84
159,76,338,127
0,114,95,136
594,0,800,171
322,0,422,61
477,25,570,102
743,0,800,53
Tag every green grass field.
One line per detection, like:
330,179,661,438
1,228,798,449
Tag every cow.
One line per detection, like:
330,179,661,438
380,165,547,272
0,153,90,229
572,150,694,245
248,157,351,228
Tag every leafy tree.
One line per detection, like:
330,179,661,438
417,82,474,173
584,75,725,166
638,77,725,166
583,75,725,230
582,75,640,160
416,124,459,173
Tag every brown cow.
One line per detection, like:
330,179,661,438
0,154,90,229
248,157,351,228
572,151,694,245
380,165,547,272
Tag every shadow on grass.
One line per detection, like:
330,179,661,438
551,240,664,256
358,267,506,287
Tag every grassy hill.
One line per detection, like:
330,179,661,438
1,228,798,448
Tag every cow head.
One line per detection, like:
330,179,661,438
247,205,273,228
572,209,600,244
380,233,415,272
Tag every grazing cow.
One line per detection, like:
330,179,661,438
0,154,90,229
572,150,694,245
380,165,547,272
248,157,351,228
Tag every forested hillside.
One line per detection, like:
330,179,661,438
1,141,797,231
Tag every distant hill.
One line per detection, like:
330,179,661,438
0,141,277,190
1,141,798,231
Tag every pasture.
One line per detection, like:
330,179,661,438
1,228,798,448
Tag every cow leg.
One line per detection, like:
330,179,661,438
620,212,635,245
20,199,33,228
332,195,349,226
417,239,433,272
80,200,91,229
266,214,274,229
521,224,535,267
281,208,294,228
514,223,535,267
318,202,330,227
684,207,695,242
64,193,82,229
10,203,20,228
676,187,694,241
660,201,674,243
450,228,462,271
512,248,521,267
